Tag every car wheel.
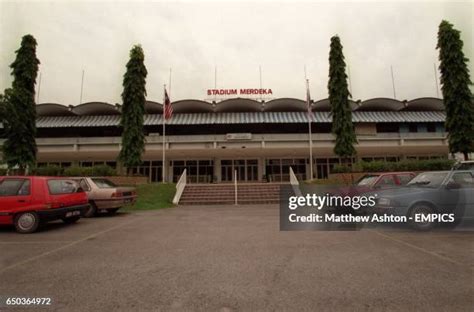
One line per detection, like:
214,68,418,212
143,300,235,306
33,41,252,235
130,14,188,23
106,208,120,215
84,201,97,218
62,216,80,224
14,212,40,234
409,204,435,231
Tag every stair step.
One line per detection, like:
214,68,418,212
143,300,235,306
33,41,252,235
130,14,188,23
178,183,290,205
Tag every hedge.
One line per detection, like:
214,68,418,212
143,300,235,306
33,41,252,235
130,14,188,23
1,165,117,177
63,165,117,177
332,159,455,173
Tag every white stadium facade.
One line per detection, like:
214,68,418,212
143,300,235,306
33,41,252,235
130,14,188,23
2,97,449,183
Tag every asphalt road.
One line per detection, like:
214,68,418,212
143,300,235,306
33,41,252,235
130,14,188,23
0,205,473,312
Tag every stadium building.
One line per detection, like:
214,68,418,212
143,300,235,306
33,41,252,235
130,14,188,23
1,97,448,183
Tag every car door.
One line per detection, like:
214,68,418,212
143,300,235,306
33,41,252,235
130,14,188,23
452,172,474,219
439,171,474,218
0,178,32,212
46,179,86,208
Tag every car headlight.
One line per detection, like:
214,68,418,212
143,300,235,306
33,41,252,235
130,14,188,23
377,198,391,206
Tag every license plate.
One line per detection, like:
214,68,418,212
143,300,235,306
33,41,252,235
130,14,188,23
124,198,132,203
66,211,80,217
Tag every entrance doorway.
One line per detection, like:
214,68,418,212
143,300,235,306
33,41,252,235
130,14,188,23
131,161,162,183
221,159,258,182
172,160,214,183
265,158,306,182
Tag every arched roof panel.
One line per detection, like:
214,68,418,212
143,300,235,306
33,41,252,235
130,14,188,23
215,98,262,112
172,99,214,113
36,103,76,116
145,101,163,114
404,97,444,111
72,102,120,115
356,98,404,111
264,98,306,112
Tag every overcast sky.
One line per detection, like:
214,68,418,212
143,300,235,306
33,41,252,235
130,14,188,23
0,0,472,105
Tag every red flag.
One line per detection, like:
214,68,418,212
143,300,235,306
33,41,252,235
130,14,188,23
164,89,173,120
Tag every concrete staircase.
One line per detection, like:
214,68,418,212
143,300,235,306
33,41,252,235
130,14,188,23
178,183,289,205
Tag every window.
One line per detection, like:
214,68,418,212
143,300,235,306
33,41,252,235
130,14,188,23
18,180,31,195
426,123,436,132
48,179,79,194
106,161,117,169
357,175,379,186
0,179,30,196
450,172,474,187
91,178,117,188
408,124,418,132
375,175,396,188
397,174,414,185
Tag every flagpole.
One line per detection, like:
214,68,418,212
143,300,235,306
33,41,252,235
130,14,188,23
306,78,314,181
390,65,397,99
79,69,85,104
162,84,166,183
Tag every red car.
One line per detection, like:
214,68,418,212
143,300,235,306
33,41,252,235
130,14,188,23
324,172,416,214
354,172,416,192
0,176,89,233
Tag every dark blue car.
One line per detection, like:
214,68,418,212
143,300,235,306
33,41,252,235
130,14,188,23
373,170,474,230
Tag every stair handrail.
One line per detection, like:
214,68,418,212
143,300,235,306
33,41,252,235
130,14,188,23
234,169,238,205
289,167,302,197
172,169,187,205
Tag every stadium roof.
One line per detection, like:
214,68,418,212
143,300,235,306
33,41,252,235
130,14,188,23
31,111,446,128
35,97,445,116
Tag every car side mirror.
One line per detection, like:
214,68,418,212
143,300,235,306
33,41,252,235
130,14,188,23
446,181,461,189
76,187,84,193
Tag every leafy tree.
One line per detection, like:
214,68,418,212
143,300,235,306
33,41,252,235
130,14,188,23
119,45,148,172
2,35,40,172
437,20,474,160
328,35,357,162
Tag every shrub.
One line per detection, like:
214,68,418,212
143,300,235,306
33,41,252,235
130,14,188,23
0,168,7,176
63,166,93,177
331,164,352,173
343,159,455,173
91,164,116,176
32,165,63,176
63,165,116,177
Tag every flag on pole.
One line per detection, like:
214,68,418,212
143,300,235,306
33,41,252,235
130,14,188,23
164,88,173,120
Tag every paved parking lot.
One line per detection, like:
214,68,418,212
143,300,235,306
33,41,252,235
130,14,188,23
1,204,473,311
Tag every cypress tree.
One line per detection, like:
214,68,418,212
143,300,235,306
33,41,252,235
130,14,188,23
328,35,357,162
437,20,474,160
2,35,40,172
119,45,147,172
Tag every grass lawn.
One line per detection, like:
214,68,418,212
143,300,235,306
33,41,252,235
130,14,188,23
122,183,176,211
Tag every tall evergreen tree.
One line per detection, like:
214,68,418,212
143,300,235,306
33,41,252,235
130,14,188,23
437,20,474,160
328,35,357,162
119,45,147,171
2,35,40,171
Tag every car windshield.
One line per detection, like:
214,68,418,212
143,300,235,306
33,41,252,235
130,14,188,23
456,162,474,170
357,175,379,186
91,178,117,188
407,172,448,188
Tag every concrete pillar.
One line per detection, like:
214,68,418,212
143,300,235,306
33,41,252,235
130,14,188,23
214,158,221,183
258,157,264,182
